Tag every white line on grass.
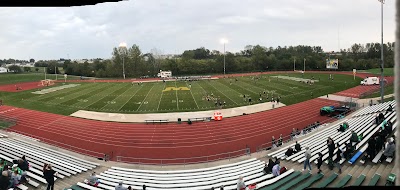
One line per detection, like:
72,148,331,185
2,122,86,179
174,80,179,110
207,81,239,105
117,85,144,111
157,83,166,111
79,83,126,109
188,84,199,109
98,83,132,110
136,84,156,111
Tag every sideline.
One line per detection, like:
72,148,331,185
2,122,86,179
70,101,286,123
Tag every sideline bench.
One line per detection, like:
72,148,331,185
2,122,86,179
188,117,212,122
352,174,366,186
145,119,169,124
315,173,338,188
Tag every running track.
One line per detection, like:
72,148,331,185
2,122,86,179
2,98,338,164
0,71,392,164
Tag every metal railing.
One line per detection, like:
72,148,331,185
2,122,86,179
4,128,105,159
115,148,250,166
255,109,353,152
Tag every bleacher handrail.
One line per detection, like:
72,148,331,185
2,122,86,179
256,109,352,152
115,148,250,166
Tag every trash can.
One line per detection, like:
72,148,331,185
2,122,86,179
188,119,192,125
178,118,181,124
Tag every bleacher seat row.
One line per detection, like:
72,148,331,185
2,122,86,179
268,103,396,167
74,158,293,190
0,137,99,190
352,100,395,118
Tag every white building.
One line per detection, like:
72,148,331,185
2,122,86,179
157,70,172,78
0,67,8,73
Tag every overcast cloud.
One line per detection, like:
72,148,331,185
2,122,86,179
0,0,396,60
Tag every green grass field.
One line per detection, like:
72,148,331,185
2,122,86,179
363,68,394,76
0,73,361,115
0,73,80,85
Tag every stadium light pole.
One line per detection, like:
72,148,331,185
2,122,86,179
119,42,127,79
378,0,385,103
220,38,229,76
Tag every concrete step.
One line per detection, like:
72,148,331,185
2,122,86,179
54,165,109,189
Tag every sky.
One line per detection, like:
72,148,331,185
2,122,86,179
0,0,396,60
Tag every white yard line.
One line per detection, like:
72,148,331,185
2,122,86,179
117,85,144,111
208,81,239,105
174,80,179,110
188,84,200,109
80,83,125,109
136,84,156,111
98,84,132,110
157,83,166,111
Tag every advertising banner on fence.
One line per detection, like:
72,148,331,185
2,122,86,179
326,59,339,69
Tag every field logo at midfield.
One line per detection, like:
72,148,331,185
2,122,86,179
162,87,190,92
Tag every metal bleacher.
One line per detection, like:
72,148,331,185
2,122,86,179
268,101,397,167
73,158,296,190
0,137,99,190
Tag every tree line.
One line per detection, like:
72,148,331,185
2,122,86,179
2,42,395,77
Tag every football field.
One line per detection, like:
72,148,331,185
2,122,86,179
0,73,361,115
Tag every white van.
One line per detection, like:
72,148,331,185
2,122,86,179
360,77,380,85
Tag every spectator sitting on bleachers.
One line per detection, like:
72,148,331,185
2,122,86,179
0,160,6,172
272,161,281,177
127,186,132,190
85,172,100,187
11,164,28,185
296,128,300,136
271,136,276,149
143,184,146,190
285,147,294,157
17,156,29,171
375,133,385,152
337,124,347,132
0,170,10,190
265,159,275,174
278,134,283,147
378,112,385,124
290,128,296,141
343,143,353,159
385,121,393,136
350,130,359,146
10,169,21,189
295,141,301,153
387,104,393,112
237,176,246,190
379,137,395,163
115,181,127,190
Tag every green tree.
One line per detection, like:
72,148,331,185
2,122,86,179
8,65,22,73
23,67,31,72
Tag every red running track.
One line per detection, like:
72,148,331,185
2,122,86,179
0,82,47,92
334,76,394,98
2,98,339,164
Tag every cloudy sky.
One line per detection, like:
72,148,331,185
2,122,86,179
0,0,396,60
